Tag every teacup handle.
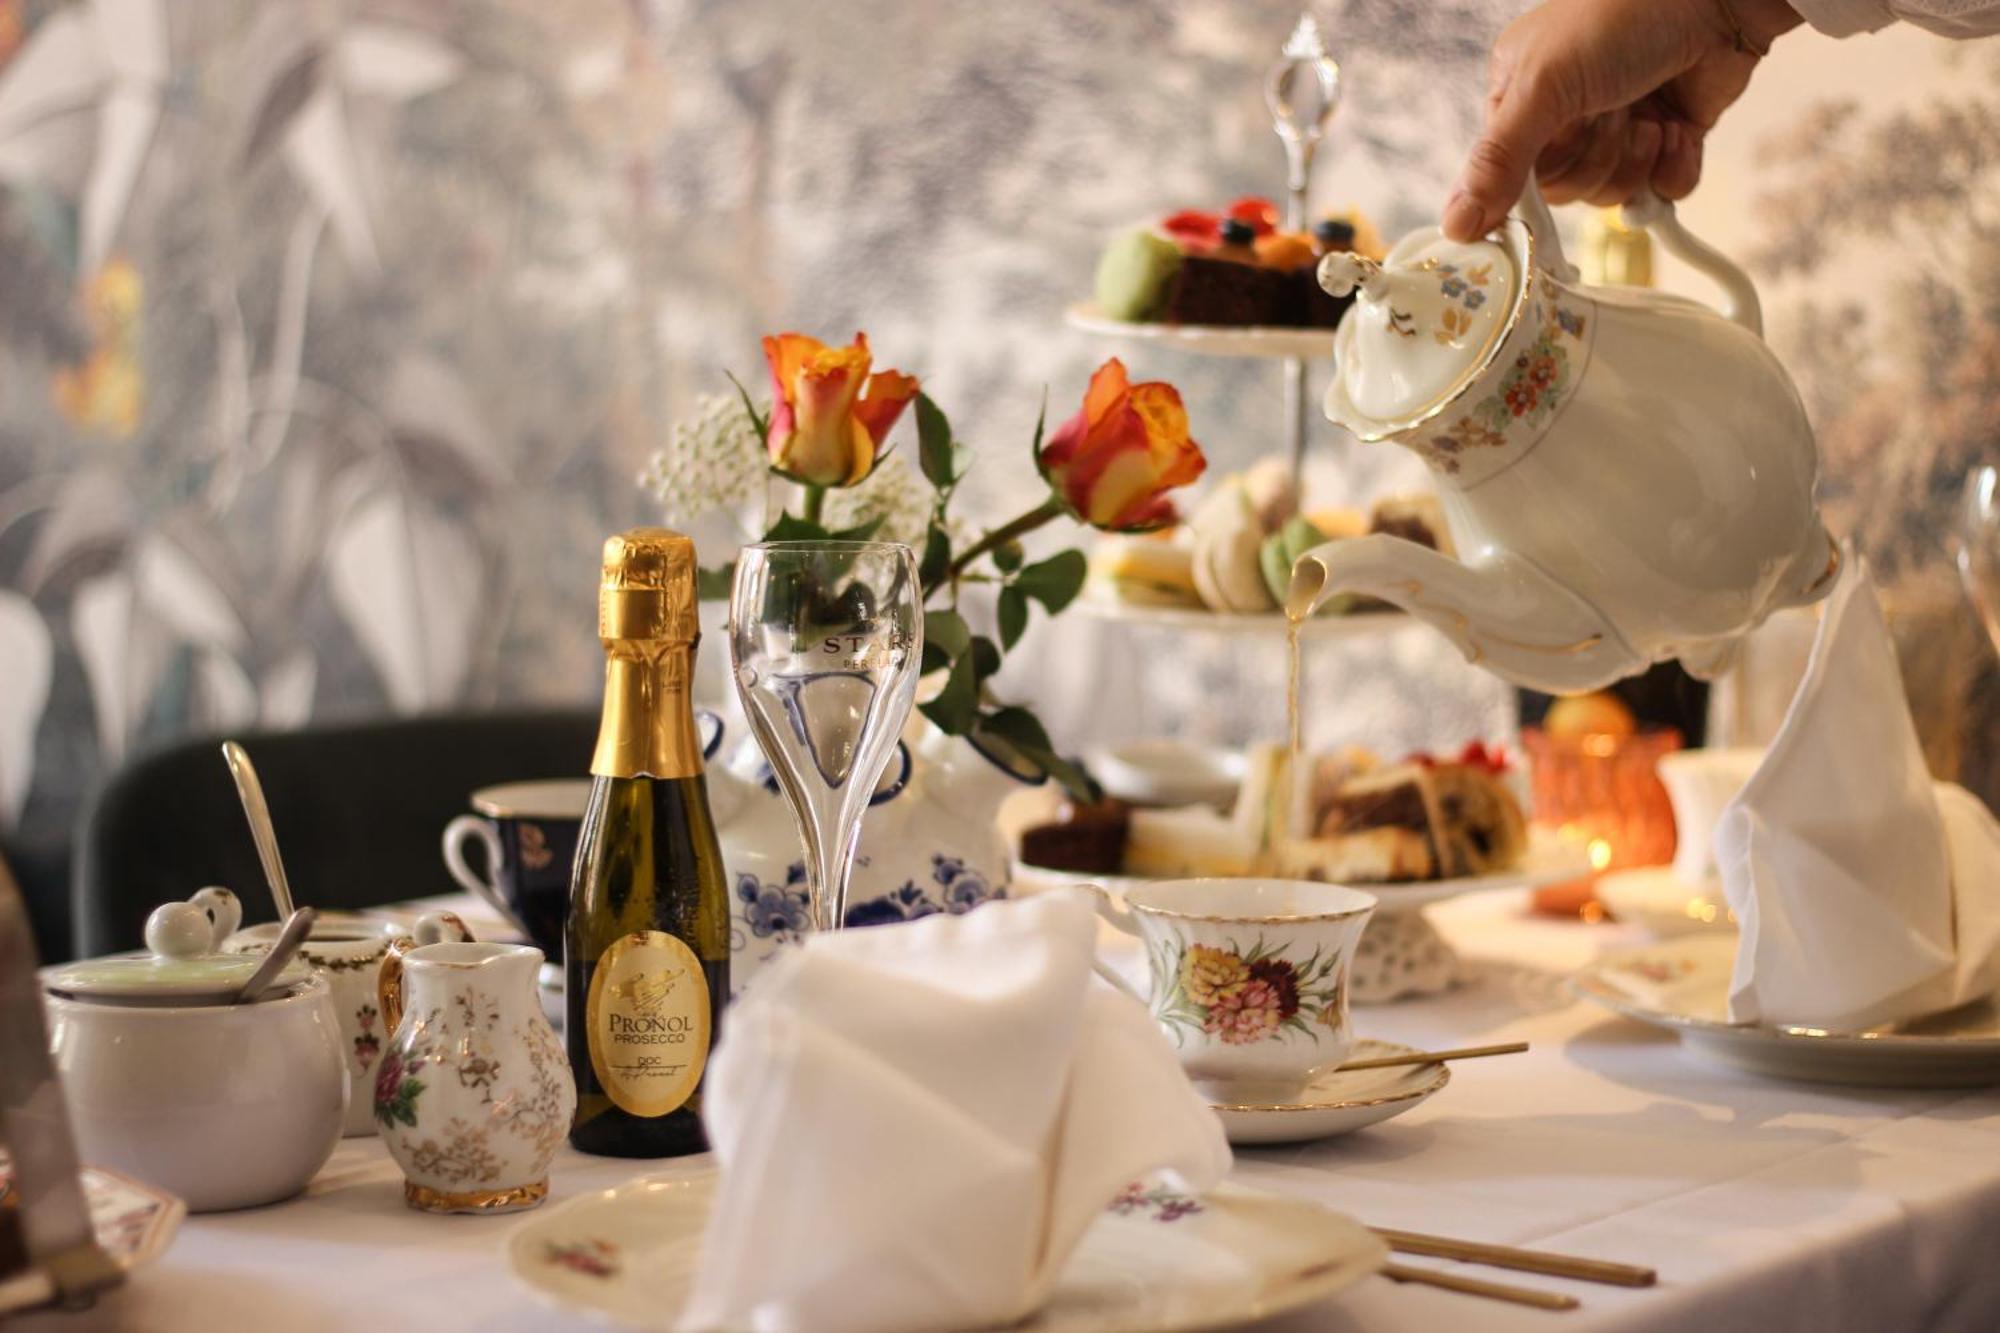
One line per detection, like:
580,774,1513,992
441,815,510,919
1076,884,1148,1004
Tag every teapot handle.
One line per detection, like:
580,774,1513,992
377,912,474,1033
1621,188,1763,336
1516,177,1580,286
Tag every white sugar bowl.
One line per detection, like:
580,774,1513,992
43,897,348,1212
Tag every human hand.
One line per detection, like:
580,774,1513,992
1442,0,1801,240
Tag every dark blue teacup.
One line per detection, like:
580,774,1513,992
442,780,590,956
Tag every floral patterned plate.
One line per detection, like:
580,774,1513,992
1211,1040,1450,1145
506,1169,1386,1331
1574,935,2000,1088
0,1152,185,1315
1065,302,1338,361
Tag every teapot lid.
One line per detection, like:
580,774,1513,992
1320,221,1526,432
47,900,311,1006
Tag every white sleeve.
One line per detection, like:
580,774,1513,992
1788,0,2000,37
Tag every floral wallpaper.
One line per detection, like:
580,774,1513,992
0,0,1993,951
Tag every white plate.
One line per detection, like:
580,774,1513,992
1085,740,1245,809
1075,594,1408,640
1065,302,1338,360
1573,934,2000,1088
1212,1040,1448,1145
507,1168,1385,1332
1013,838,1593,915
1593,866,1734,938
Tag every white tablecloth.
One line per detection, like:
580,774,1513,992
28,891,2000,1332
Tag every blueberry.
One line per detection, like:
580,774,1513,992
1314,218,1357,246
1219,217,1256,246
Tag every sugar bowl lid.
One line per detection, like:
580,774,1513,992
1319,221,1525,431
47,894,311,1006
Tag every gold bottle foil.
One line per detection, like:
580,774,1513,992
592,528,704,780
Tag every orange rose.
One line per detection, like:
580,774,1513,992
760,332,919,487
1037,359,1205,530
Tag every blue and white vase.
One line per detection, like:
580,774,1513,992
711,719,1039,995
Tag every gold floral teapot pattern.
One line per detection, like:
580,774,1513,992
1292,181,1838,694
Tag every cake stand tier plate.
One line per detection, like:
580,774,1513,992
1066,302,1338,360
1074,595,1408,640
1573,934,2000,1088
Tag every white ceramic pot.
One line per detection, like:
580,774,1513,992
1296,181,1837,694
1091,878,1376,1102
374,940,574,1214
46,978,347,1212
714,721,1027,993
225,910,472,1137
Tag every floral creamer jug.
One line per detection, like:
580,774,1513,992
1291,181,1838,693
374,940,574,1214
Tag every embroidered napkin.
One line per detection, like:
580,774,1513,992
1718,551,2000,1030
678,891,1232,1333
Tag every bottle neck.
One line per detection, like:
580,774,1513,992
591,639,703,780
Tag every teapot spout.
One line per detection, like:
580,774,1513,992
1286,535,1648,694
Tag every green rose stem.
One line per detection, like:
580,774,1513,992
945,495,1068,582
799,483,826,526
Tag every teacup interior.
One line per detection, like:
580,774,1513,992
1122,877,1376,921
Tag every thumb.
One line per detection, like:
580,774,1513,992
1444,61,1573,240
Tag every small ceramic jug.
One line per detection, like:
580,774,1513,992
374,940,575,1214
227,908,472,1137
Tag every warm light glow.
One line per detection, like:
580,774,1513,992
1582,734,1619,758
1587,838,1614,871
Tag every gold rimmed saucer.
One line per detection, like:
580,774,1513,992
1212,1040,1450,1145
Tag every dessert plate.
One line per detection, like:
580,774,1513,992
1573,934,2000,1087
1065,302,1338,360
1593,865,1733,938
0,1153,185,1315
1075,594,1407,639
1213,1040,1449,1145
507,1169,1386,1332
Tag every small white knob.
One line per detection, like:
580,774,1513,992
189,886,242,948
1317,252,1382,300
146,901,217,960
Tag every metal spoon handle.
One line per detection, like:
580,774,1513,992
237,906,316,1004
221,741,296,920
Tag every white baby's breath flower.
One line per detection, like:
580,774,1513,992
821,453,937,548
638,392,768,527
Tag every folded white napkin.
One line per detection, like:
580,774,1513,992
1719,551,2000,1030
679,892,1232,1333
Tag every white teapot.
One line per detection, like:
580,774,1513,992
1291,182,1838,693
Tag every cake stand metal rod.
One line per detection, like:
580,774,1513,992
1265,11,1341,486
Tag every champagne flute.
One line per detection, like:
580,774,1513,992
728,541,923,933
1958,464,2000,656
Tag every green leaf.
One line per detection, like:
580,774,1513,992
1013,549,1087,613
696,562,736,602
724,369,771,442
764,511,831,543
979,705,1052,752
1030,387,1049,457
924,609,972,661
916,392,955,490
920,651,980,735
969,635,1001,681
997,586,1028,649
969,705,1101,803
918,523,951,589
992,540,1024,574
828,516,885,542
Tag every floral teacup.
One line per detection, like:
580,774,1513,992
1093,878,1375,1101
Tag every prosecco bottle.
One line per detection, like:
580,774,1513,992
567,528,730,1158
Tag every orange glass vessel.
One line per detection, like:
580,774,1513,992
1520,727,1682,919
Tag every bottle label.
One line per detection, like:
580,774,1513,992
586,931,710,1117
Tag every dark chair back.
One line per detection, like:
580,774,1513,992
72,711,596,959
